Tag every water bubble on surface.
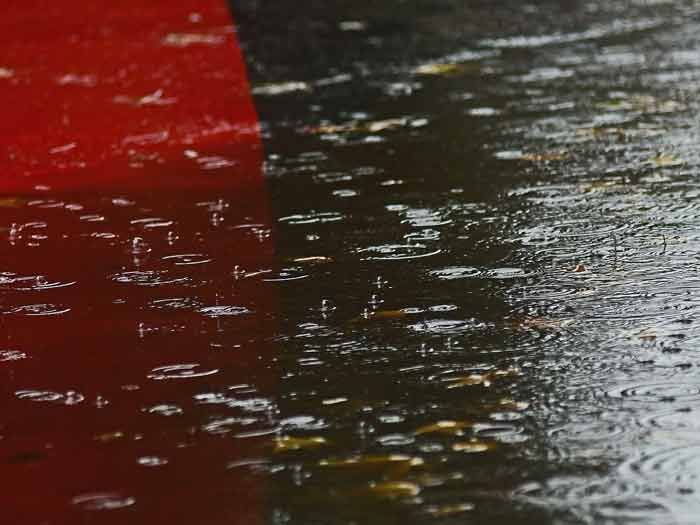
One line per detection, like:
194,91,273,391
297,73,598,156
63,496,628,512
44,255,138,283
430,266,481,280
148,364,220,380
377,433,415,446
111,271,190,287
137,456,169,467
0,273,76,291
409,319,481,334
0,350,27,361
162,253,213,266
484,268,532,279
149,297,204,312
261,268,309,282
146,404,184,416
15,389,85,405
198,305,252,317
279,211,344,225
357,244,442,261
467,107,502,117
5,304,71,316
72,493,136,511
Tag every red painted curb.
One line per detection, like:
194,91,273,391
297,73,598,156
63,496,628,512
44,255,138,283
1,1,261,193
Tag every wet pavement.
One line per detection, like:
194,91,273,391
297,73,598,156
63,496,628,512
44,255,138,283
6,0,700,523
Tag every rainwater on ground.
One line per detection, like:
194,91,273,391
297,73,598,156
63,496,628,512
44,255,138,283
6,1,700,523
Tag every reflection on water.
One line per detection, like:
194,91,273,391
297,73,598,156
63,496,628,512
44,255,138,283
6,0,700,523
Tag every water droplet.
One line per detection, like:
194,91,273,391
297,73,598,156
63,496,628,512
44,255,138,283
368,294,383,307
16,389,85,405
357,244,442,261
430,266,481,280
112,271,190,287
374,276,387,288
146,404,183,416
210,211,224,227
8,223,20,245
162,253,213,266
232,265,246,279
130,237,151,256
484,267,531,279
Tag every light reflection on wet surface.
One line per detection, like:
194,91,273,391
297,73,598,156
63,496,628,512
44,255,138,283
6,0,700,523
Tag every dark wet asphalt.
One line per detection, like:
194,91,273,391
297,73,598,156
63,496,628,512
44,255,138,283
234,1,700,523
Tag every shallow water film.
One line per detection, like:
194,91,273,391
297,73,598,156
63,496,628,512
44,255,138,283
7,0,700,523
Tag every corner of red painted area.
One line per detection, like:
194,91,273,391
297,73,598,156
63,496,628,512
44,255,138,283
0,0,263,195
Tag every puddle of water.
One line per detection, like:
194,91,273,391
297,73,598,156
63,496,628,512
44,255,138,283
6,0,700,524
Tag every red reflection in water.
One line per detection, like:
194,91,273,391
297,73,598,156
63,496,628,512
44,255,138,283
0,193,275,524
1,1,271,524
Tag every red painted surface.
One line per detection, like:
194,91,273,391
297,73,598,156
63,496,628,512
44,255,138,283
0,2,272,524
1,0,262,193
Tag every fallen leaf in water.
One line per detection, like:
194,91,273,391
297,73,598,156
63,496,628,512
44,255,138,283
413,63,464,76
576,126,626,139
452,440,497,453
414,420,474,436
319,455,423,478
446,374,488,387
651,153,684,167
368,481,421,498
573,263,587,273
580,179,625,193
596,95,684,114
94,431,126,442
577,124,666,140
637,328,657,341
0,198,24,208
414,472,463,488
274,436,327,453
520,151,569,162
366,118,408,132
427,503,475,517
443,368,521,389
